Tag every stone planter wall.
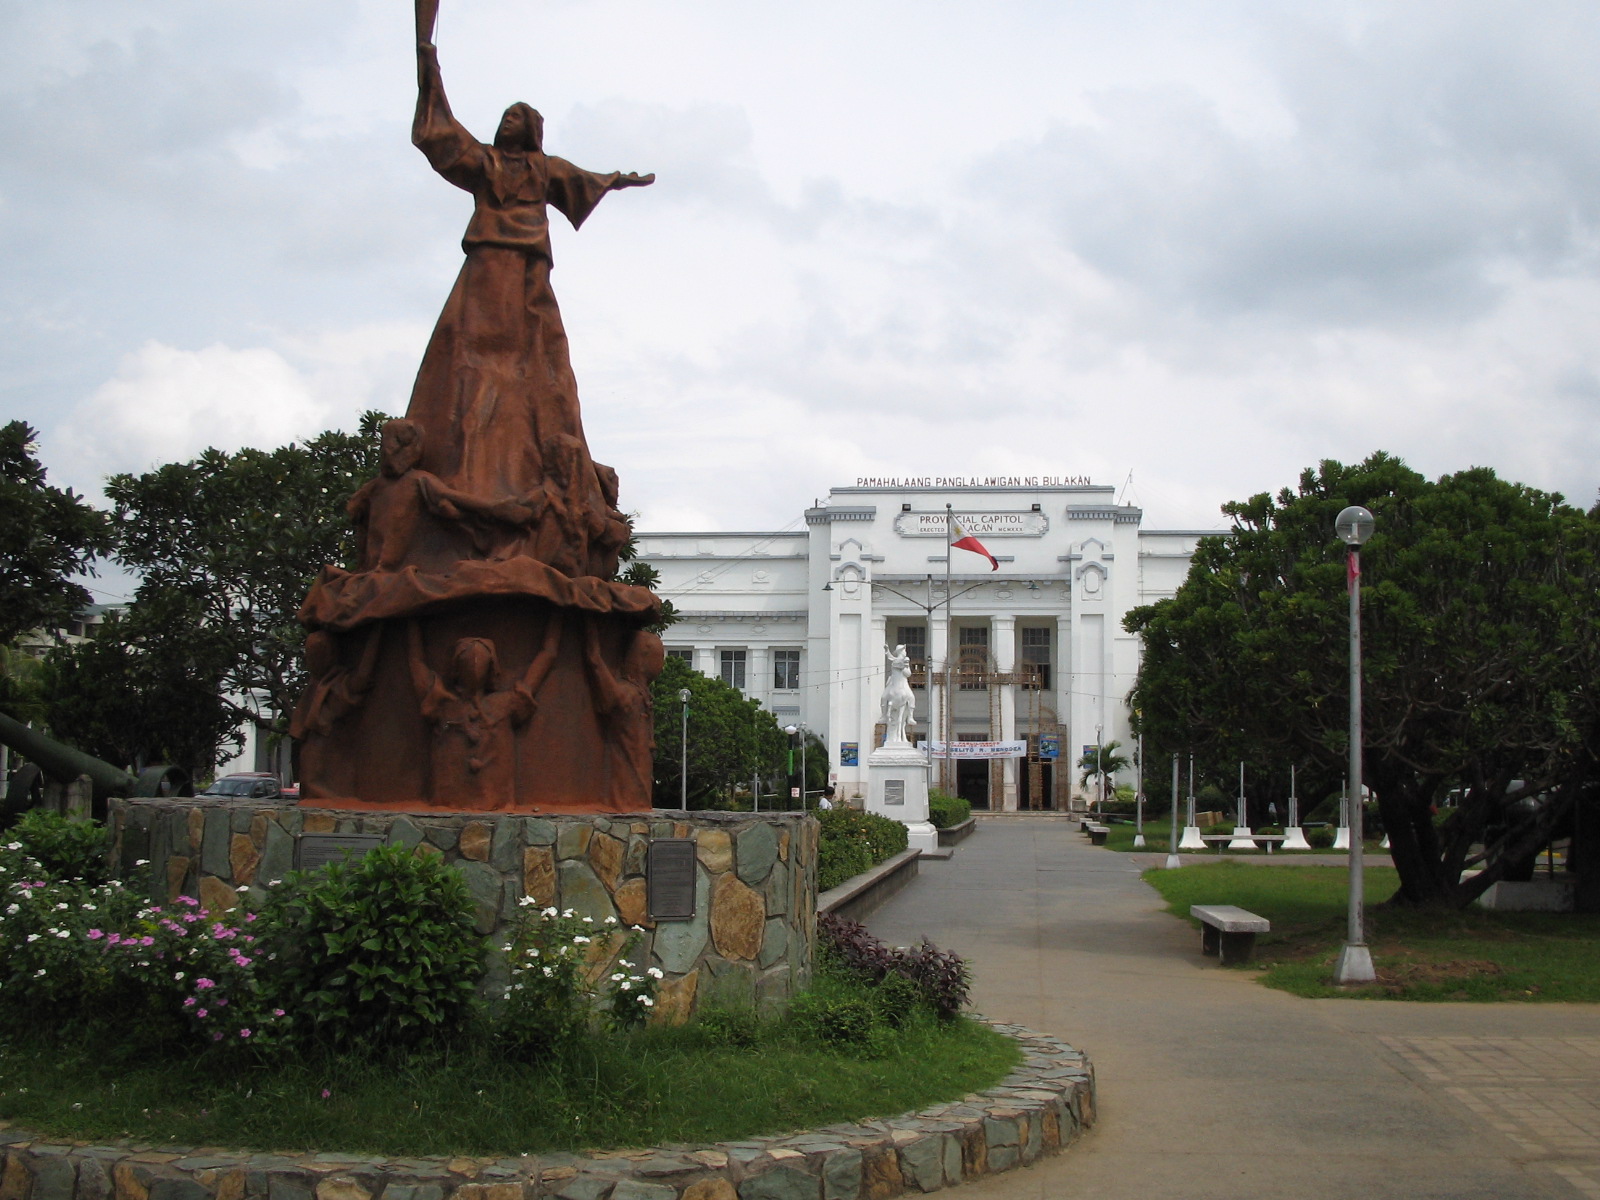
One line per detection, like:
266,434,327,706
0,1023,1093,1200
107,801,817,1020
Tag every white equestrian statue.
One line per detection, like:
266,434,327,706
880,643,916,747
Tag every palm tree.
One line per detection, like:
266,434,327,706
1077,739,1130,809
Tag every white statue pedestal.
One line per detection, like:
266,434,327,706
1226,825,1257,851
867,744,939,855
1179,825,1206,851
1280,826,1311,851
1332,826,1351,850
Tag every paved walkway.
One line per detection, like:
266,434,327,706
866,815,1600,1200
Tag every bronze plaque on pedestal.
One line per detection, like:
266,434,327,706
648,838,697,920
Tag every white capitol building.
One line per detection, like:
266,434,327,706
635,478,1216,811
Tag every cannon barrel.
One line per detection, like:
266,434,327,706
0,710,138,799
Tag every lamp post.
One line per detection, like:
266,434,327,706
679,687,691,812
785,723,808,809
1333,504,1376,985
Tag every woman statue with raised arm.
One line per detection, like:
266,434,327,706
407,0,652,572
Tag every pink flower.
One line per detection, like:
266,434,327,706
183,998,196,1009
195,978,215,989
272,1009,285,1017
181,913,200,924
213,1032,223,1041
320,1088,331,1099
197,1008,208,1018
139,936,154,946
86,929,103,940
105,933,122,945
239,1029,251,1038
245,913,258,923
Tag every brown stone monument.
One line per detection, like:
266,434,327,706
292,0,661,812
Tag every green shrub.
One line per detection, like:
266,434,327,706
927,790,970,829
692,1005,762,1047
818,912,971,1021
8,810,111,884
255,846,484,1047
1307,825,1336,849
815,808,908,890
787,991,879,1046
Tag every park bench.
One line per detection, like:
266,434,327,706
1085,823,1110,845
1199,833,1289,854
1190,904,1271,966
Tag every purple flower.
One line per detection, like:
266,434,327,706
195,978,216,990
86,929,103,940
197,1008,208,1018
239,1029,251,1038
183,998,196,1009
272,1008,285,1017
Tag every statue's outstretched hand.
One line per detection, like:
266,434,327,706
617,172,655,188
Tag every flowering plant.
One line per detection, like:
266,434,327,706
603,943,662,1032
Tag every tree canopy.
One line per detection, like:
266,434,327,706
0,421,111,651
1126,452,1600,908
99,414,387,744
650,655,790,807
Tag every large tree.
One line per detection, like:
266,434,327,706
43,601,242,776
1126,452,1600,909
650,655,789,807
0,421,111,652
101,414,387,744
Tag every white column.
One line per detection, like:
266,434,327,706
694,645,716,681
869,614,888,749
992,614,1018,812
748,645,769,705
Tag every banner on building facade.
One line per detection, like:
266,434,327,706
926,740,1028,760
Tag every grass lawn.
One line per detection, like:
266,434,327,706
1143,860,1600,1002
0,1011,1018,1157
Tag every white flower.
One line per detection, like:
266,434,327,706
25,934,40,943
647,967,664,979
501,944,513,953
34,968,46,977
543,907,558,917
561,909,574,918
573,936,590,944
610,973,625,982
174,972,186,982
640,996,654,1007
526,948,540,957
618,981,632,991
542,966,554,977
236,885,249,893
55,930,69,939
134,859,150,867
4,905,16,916
54,903,68,911
604,916,618,925
582,916,593,923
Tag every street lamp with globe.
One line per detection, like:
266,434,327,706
784,723,807,809
1333,504,1377,985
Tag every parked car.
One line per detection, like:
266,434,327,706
197,772,283,800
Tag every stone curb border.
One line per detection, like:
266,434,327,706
0,1022,1093,1200
816,850,922,922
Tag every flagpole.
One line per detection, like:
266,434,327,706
945,501,954,793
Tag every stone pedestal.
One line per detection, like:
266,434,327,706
109,799,816,1021
866,745,939,855
1178,824,1206,850
1226,825,1256,851
1280,826,1312,851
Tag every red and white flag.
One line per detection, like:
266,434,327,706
949,513,999,570
1347,549,1361,592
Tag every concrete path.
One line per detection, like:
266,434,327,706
866,815,1600,1200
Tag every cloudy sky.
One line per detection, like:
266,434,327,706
5,0,1599,601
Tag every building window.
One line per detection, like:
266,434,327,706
719,649,747,690
958,626,989,688
1020,626,1051,690
894,623,927,686
773,648,800,690
666,647,693,664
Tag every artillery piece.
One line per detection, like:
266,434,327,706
0,710,190,823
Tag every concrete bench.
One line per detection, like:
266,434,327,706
1085,823,1110,846
1191,904,1270,966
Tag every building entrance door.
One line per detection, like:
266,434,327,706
1021,759,1055,810
957,759,990,809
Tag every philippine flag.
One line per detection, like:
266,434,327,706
949,513,999,570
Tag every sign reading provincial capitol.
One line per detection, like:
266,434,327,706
894,511,1049,537
854,475,1093,488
